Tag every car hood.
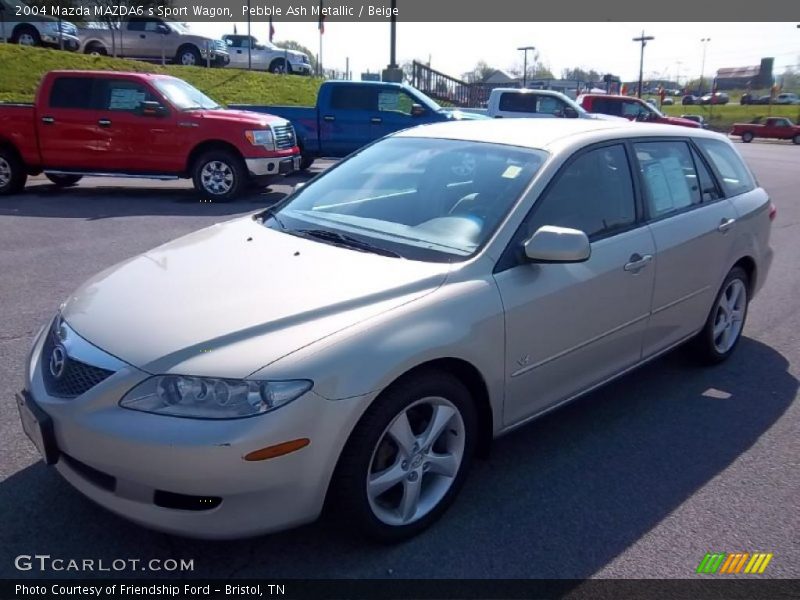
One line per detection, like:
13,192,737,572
61,218,449,378
442,109,491,120
664,115,701,128
190,108,286,127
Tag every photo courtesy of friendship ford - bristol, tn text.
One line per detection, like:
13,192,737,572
0,0,797,597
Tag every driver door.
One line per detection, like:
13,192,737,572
493,143,656,425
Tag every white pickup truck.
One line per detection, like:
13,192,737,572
0,0,80,50
467,88,626,121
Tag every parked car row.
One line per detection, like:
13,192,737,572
741,92,800,105
2,2,313,73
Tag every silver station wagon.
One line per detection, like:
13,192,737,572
17,119,774,541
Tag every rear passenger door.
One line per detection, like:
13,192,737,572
321,85,376,156
635,139,737,357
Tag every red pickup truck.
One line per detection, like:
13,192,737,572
0,71,300,200
577,94,701,128
730,117,800,144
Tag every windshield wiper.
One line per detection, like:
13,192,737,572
295,229,403,258
259,207,286,230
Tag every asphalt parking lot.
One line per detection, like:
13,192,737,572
0,145,798,580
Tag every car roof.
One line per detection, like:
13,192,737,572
395,118,725,152
47,70,174,80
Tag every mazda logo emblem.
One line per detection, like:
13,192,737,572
49,345,67,379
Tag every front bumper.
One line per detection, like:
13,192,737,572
41,33,80,51
19,322,371,539
246,155,301,177
290,62,313,75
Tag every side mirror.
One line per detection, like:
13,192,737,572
139,100,167,117
523,225,591,263
294,181,306,191
410,103,426,117
563,107,579,119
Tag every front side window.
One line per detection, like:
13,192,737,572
95,79,155,112
266,138,547,262
378,90,415,115
522,144,636,240
635,141,702,218
695,138,755,197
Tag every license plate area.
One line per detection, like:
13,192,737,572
16,391,59,465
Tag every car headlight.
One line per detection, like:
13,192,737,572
120,376,312,419
245,129,275,150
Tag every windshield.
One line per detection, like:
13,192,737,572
153,77,221,110
168,21,190,33
264,137,547,262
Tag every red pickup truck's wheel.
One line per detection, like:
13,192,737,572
192,150,246,201
0,149,27,195
46,174,83,187
741,131,754,143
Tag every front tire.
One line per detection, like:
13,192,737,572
691,267,749,364
329,370,477,542
269,58,291,74
0,148,27,195
46,174,82,187
741,131,754,143
191,150,247,201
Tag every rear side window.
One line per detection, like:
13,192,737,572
590,98,622,116
329,86,377,111
499,93,538,112
634,141,701,218
695,138,755,197
49,77,95,109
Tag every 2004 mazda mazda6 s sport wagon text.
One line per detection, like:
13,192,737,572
17,119,774,541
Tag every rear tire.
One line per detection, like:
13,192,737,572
12,26,40,47
0,148,27,195
690,267,749,364
328,370,477,542
46,174,82,187
191,150,247,201
793,134,800,145
741,131,754,143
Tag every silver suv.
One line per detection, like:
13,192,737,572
79,17,229,67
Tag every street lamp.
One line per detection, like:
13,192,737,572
517,46,535,88
632,31,654,98
699,37,711,96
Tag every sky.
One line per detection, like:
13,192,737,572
189,22,800,83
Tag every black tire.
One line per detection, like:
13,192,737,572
191,150,247,201
84,43,107,56
741,131,754,143
12,25,40,47
793,135,800,145
690,267,750,364
299,154,315,170
268,58,291,74
329,370,478,542
176,45,202,67
0,147,28,195
46,174,82,187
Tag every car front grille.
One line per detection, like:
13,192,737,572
41,323,114,399
272,123,296,149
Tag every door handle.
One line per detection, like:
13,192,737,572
323,115,335,122
717,217,736,233
41,116,54,124
98,119,112,127
624,253,653,273
370,117,382,124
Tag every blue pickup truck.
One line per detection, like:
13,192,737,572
230,80,487,169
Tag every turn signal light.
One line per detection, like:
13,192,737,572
243,438,310,461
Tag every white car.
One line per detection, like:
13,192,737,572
486,88,626,122
774,93,800,105
17,119,773,542
222,34,312,75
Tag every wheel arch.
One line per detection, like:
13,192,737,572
731,255,757,295
185,140,244,174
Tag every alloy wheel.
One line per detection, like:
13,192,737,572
181,52,197,66
18,33,36,46
712,278,747,354
200,161,234,195
366,396,465,526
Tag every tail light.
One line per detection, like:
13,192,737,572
768,201,777,221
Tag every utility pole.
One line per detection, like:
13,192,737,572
517,46,535,88
247,1,252,70
632,31,654,98
699,37,710,96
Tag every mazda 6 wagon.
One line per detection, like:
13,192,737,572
17,118,774,541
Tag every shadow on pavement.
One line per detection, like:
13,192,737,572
0,168,323,220
0,338,795,579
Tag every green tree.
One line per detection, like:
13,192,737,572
461,60,497,84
